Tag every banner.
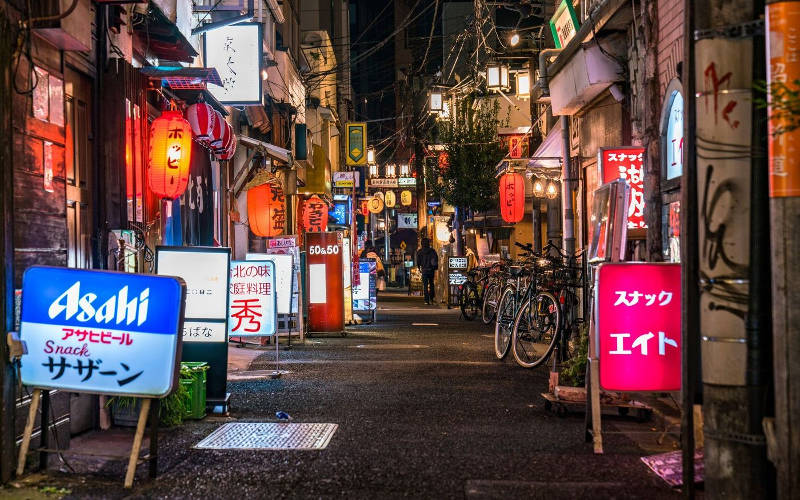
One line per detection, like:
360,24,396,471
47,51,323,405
346,122,367,165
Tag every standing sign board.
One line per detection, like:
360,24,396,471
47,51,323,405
352,259,377,320
156,246,230,410
246,254,294,315
306,232,345,333
596,263,681,391
228,261,277,337
346,122,367,165
598,147,646,230
20,267,185,396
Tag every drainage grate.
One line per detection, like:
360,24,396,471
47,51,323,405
194,423,338,450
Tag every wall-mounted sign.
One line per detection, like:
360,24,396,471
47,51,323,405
332,199,350,225
228,261,277,337
599,147,646,230
19,267,185,397
268,236,298,249
367,195,384,214
384,190,396,208
448,257,468,269
333,171,361,188
369,178,399,188
397,177,416,186
346,122,367,165
400,190,413,206
665,92,684,180
204,23,263,105
597,263,681,391
397,213,418,229
550,0,580,49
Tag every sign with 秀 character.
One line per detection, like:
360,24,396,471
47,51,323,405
228,260,277,337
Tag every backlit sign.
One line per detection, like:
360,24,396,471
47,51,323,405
20,267,184,397
599,147,646,230
204,23,263,105
597,263,681,391
550,0,580,49
228,261,277,337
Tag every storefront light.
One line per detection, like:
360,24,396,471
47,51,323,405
516,71,530,99
486,61,509,91
546,181,559,199
385,163,397,178
533,178,544,197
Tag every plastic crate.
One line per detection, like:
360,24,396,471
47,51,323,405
180,362,208,419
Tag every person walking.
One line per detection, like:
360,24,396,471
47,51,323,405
416,238,439,305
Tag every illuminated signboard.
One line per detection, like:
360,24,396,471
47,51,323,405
247,253,294,315
19,267,185,397
397,177,416,186
665,92,684,180
333,171,360,188
597,263,681,391
369,178,399,188
228,260,277,337
599,147,646,230
353,259,377,311
449,257,468,269
204,23,263,105
550,0,580,49
398,213,418,229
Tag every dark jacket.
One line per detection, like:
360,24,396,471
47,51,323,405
416,247,439,276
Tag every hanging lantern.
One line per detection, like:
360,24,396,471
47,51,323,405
367,195,384,214
209,110,226,149
368,163,379,178
532,178,545,198
435,220,451,243
429,88,443,113
384,190,396,208
499,172,525,223
367,147,376,164
400,190,412,206
546,181,559,200
385,163,397,178
185,102,216,141
486,61,509,91
247,182,286,237
217,134,237,160
303,195,328,232
215,120,233,154
400,163,411,177
148,109,193,200
515,71,531,99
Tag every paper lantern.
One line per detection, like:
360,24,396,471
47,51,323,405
499,172,525,223
384,190,396,208
185,102,216,141
435,220,451,242
217,132,237,160
400,190,412,206
209,110,225,149
215,120,232,154
247,183,286,237
148,110,193,200
303,195,328,233
367,195,384,214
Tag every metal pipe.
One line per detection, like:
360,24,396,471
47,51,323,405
560,115,575,256
383,207,390,263
538,48,563,98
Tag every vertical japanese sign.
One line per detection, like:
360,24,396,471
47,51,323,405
549,0,580,49
346,122,367,165
228,261,276,337
599,147,646,229
303,195,329,232
20,267,185,397
204,23,263,105
597,263,681,391
767,2,800,197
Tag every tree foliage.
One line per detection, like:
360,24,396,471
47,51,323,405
426,96,506,212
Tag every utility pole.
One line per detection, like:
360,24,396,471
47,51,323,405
765,1,800,497
692,0,772,497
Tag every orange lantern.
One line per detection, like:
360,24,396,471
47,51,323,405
148,110,193,199
303,195,328,233
247,183,286,237
499,172,525,223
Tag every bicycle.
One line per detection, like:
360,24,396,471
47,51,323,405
480,262,506,325
459,267,488,321
493,243,538,359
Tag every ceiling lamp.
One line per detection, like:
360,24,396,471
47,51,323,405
510,32,520,46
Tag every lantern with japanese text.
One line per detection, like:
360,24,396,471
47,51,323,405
303,195,328,232
247,182,286,237
148,110,193,199
209,110,226,149
185,102,216,141
400,190,412,206
499,172,525,223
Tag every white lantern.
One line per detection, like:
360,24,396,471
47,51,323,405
385,163,397,178
429,90,443,112
435,221,451,243
487,62,509,91
367,147,375,164
516,71,530,99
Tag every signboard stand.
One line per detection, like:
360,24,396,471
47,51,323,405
447,256,468,310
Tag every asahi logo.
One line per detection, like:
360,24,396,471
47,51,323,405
47,282,150,326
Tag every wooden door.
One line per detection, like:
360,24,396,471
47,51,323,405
64,67,92,269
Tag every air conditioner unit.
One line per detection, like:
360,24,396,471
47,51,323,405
32,0,93,52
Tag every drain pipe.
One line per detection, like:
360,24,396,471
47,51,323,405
537,49,574,256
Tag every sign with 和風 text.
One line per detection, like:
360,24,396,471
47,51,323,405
19,267,185,397
599,147,646,230
228,261,277,337
204,23,263,105
596,263,681,391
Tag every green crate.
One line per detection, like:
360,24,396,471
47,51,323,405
180,362,208,420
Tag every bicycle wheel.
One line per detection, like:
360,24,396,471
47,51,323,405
481,283,500,325
460,284,480,321
511,291,561,368
494,286,516,359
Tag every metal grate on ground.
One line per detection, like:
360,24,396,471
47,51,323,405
194,423,338,450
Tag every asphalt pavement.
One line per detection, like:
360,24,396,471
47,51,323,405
6,290,681,499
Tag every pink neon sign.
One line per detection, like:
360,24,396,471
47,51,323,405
597,263,681,391
600,147,646,230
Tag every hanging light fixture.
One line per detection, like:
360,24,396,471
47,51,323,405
546,181,559,199
368,163,379,178
516,71,531,99
532,178,545,197
429,88,443,113
367,146,376,164
247,182,286,237
510,32,520,46
148,109,193,200
400,162,411,177
486,61,509,91
385,163,397,178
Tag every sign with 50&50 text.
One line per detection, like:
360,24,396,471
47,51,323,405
228,261,277,337
19,267,185,397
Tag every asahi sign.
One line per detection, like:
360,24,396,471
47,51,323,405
19,267,185,397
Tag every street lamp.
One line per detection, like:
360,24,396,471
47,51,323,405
429,88,443,113
510,32,520,46
516,71,530,99
486,61,509,91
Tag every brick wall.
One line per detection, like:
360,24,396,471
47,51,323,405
657,0,684,98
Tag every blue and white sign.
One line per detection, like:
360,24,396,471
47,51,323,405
352,259,377,311
228,261,277,337
19,267,185,397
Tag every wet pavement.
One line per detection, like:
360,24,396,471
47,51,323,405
5,291,681,499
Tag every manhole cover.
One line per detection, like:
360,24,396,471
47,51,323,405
194,423,337,450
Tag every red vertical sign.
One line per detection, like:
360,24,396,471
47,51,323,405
600,147,646,229
305,232,345,333
597,263,681,391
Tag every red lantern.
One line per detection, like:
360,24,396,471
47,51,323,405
217,134,237,160
209,110,225,149
185,102,216,141
248,183,286,237
303,195,328,233
215,120,232,154
148,110,193,199
499,172,525,223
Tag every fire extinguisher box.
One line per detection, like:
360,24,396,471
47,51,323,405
305,232,345,333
